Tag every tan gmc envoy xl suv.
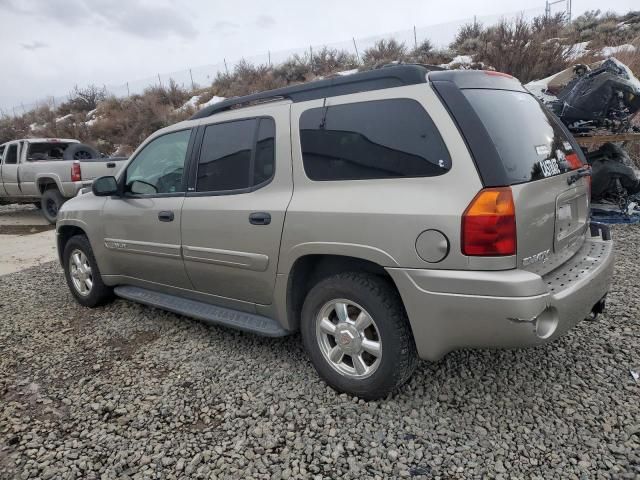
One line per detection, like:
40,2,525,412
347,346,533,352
57,65,614,399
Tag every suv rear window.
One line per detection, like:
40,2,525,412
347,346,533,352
299,98,451,181
463,89,581,184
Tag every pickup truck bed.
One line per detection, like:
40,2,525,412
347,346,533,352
0,138,127,222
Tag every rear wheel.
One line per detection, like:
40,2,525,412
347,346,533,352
41,189,65,224
63,235,113,307
301,272,417,400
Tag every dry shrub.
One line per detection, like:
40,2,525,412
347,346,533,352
470,14,571,83
310,47,358,76
362,39,408,68
57,85,107,115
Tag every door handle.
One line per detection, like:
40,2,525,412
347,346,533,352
158,211,174,222
106,162,116,168
249,212,271,225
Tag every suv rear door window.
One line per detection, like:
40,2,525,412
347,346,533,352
462,89,582,184
299,98,451,181
196,117,275,192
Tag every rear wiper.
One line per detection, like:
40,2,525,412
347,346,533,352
567,166,591,185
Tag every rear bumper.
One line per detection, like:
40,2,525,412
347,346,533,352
387,226,615,361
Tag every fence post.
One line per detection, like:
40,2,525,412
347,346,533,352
189,69,195,90
126,82,130,97
414,26,418,50
352,37,361,64
268,50,271,67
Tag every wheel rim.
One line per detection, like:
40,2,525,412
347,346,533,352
73,151,92,160
45,198,58,217
315,299,382,379
69,249,93,296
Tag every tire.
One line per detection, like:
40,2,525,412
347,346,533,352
301,272,417,400
40,188,65,224
63,143,100,160
63,235,113,307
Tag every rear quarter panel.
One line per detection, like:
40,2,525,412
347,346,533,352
281,83,483,273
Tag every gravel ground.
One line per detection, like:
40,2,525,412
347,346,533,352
1,226,639,480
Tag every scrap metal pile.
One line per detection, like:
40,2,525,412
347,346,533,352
527,58,640,219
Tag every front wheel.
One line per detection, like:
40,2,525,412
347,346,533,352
63,235,113,307
301,272,417,400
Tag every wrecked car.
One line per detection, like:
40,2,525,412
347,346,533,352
527,58,640,216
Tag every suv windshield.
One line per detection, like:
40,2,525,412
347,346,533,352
463,89,581,184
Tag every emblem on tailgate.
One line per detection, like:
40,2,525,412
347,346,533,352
522,249,551,266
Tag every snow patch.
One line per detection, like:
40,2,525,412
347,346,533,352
55,113,73,123
566,41,590,60
440,55,473,68
86,108,97,119
178,95,201,111
335,69,359,76
601,44,636,57
199,95,225,108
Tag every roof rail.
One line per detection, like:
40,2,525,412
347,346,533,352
190,64,434,120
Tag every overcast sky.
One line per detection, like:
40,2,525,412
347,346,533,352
0,0,637,111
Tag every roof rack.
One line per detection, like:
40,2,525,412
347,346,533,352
190,64,435,120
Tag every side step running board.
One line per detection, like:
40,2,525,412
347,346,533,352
114,286,290,337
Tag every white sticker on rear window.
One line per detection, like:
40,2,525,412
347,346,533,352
539,158,561,177
535,145,550,156
563,141,573,151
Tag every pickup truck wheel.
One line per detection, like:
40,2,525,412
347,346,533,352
63,235,113,307
301,272,417,400
41,189,65,224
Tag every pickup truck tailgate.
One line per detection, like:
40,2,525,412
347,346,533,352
80,157,127,181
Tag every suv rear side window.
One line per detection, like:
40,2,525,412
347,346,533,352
463,89,581,184
196,117,275,192
299,98,451,181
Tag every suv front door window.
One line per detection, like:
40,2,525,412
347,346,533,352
125,129,191,195
101,129,194,289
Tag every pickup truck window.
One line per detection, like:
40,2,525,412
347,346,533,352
27,142,72,161
196,117,275,193
299,98,451,181
125,129,191,195
5,144,18,164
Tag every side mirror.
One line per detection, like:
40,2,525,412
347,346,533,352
92,176,119,196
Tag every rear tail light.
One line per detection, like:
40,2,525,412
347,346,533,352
462,187,516,256
565,152,582,170
71,161,82,182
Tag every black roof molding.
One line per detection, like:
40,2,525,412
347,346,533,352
428,70,526,92
190,64,435,120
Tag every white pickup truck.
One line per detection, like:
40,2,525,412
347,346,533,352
0,138,127,223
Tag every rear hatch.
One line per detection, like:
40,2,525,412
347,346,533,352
432,72,590,275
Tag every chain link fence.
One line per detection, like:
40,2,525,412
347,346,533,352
3,6,545,117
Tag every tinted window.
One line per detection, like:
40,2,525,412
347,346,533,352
5,144,18,164
254,119,276,186
463,89,580,184
196,118,275,192
299,99,450,181
125,129,191,194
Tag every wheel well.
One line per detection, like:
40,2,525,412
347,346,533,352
286,255,401,331
56,225,86,261
38,178,59,195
